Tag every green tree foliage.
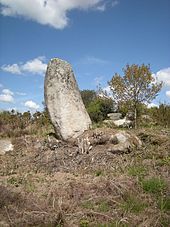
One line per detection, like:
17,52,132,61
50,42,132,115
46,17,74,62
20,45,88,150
81,90,97,108
87,98,114,123
109,64,163,128
81,90,114,123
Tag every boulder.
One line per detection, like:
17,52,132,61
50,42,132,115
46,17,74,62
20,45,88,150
113,117,133,128
108,131,142,153
141,114,153,121
44,58,92,140
107,113,122,120
0,139,13,155
126,111,135,120
77,128,142,154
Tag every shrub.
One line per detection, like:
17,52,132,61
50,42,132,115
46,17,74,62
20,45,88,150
87,98,114,123
148,104,170,128
0,109,52,138
81,89,115,123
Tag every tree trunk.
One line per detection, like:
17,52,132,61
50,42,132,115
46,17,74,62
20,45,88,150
134,106,137,129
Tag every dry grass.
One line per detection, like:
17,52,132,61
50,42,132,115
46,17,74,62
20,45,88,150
0,128,170,226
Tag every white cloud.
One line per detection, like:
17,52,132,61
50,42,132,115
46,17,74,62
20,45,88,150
166,90,170,98
153,67,170,87
103,85,113,97
1,56,47,75
2,89,14,96
112,0,119,7
94,76,103,86
96,4,106,12
1,63,22,74
7,107,17,113
0,89,14,103
0,94,14,103
0,0,114,29
80,56,109,65
16,92,26,96
98,85,114,99
147,103,159,108
21,58,47,75
24,100,40,110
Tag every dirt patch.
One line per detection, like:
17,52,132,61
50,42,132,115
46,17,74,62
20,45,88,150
0,128,170,226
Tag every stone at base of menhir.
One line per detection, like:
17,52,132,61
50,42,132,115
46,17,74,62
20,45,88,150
44,58,92,141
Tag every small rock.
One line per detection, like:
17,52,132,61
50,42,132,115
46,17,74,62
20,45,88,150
107,113,122,120
108,131,142,154
0,139,14,155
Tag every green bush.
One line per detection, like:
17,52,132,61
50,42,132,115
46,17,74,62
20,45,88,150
87,98,114,123
81,89,115,123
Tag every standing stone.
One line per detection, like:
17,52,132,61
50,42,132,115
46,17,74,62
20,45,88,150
44,58,92,140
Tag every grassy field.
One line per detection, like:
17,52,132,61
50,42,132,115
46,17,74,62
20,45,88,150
0,128,169,226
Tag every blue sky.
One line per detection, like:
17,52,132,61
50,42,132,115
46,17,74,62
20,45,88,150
0,0,170,112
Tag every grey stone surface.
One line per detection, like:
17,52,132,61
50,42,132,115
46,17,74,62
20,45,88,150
108,131,142,153
126,111,135,120
112,117,133,128
107,113,122,120
44,58,91,140
0,139,13,155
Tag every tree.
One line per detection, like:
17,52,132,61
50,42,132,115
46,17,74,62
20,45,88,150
81,90,97,108
109,64,162,128
81,89,114,123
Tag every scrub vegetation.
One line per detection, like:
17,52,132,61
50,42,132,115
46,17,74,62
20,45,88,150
0,64,169,226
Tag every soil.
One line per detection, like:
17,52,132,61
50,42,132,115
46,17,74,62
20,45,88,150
0,128,169,226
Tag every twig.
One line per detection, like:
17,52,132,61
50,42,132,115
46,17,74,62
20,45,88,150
23,210,49,215
4,206,13,224
86,210,115,220
52,197,56,208
110,181,124,195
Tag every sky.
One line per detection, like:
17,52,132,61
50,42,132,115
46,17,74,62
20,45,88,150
0,0,170,112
